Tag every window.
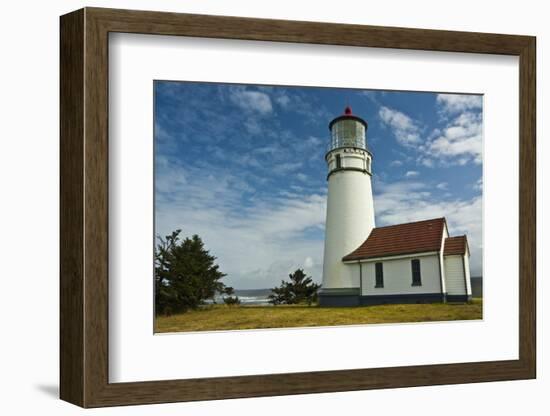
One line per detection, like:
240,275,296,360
335,154,342,169
375,262,384,287
411,259,421,286
331,120,366,149
366,157,371,172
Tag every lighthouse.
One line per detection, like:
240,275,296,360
319,106,376,306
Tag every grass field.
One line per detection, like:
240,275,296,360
155,298,482,333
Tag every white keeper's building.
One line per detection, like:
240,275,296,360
319,106,472,307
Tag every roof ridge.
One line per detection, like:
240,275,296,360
373,217,446,230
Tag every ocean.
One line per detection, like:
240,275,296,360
234,289,272,305
470,277,483,298
211,289,272,306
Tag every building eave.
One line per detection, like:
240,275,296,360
343,250,440,264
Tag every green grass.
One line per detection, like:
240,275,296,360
155,298,483,333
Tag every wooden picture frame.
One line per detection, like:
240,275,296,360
60,7,536,408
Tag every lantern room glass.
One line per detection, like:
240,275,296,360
329,119,366,151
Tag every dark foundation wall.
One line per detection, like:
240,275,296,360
446,294,472,303
360,293,446,306
318,292,451,307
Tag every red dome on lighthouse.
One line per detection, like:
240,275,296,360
328,105,367,131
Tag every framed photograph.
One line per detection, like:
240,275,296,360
60,7,536,408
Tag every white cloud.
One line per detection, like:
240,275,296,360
437,94,482,115
426,111,482,165
296,173,308,182
405,170,419,178
271,161,303,175
361,90,381,106
374,180,482,276
275,93,291,108
243,118,264,135
304,256,315,269
378,96,483,168
418,157,435,167
379,106,421,146
230,89,273,114
473,178,483,192
436,182,448,190
156,162,326,289
253,145,279,155
270,89,331,123
389,160,403,167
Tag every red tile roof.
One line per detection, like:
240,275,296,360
443,235,468,256
342,218,446,261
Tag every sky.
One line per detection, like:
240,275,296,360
154,81,483,289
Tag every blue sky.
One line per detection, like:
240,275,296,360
154,81,483,289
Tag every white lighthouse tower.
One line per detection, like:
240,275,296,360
319,106,375,306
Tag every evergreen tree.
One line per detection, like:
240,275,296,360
155,229,227,315
268,269,321,305
221,286,240,305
